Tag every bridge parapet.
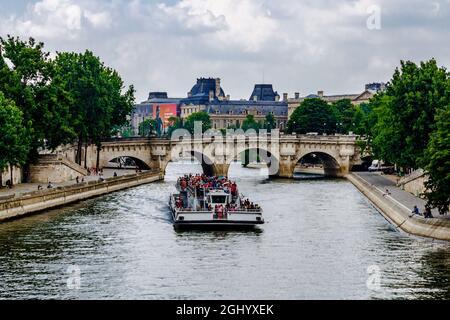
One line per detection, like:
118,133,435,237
55,134,362,179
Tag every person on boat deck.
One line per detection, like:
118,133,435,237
230,183,237,196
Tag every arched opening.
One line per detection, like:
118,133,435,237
107,156,151,170
190,151,215,177
294,152,341,178
163,150,215,181
352,155,372,172
228,148,278,181
164,158,203,182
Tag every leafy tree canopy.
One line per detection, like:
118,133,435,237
423,104,450,214
0,92,31,185
370,59,449,169
184,112,211,134
287,98,337,134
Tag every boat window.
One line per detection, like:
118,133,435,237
211,195,227,204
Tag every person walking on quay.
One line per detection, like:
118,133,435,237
76,176,79,184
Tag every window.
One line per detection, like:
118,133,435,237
211,195,227,204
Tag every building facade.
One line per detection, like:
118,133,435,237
286,83,386,119
131,79,384,134
131,92,181,135
180,79,288,130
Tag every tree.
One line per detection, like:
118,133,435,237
264,113,276,132
333,99,355,133
139,118,157,137
423,104,450,214
0,36,75,162
0,92,31,187
53,51,135,167
287,98,337,134
184,112,211,134
167,116,184,137
370,59,449,170
242,114,261,132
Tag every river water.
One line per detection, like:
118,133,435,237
0,162,449,300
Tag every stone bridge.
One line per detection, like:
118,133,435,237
61,134,362,178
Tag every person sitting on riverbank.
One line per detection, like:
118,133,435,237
424,207,433,219
47,182,54,189
410,205,421,217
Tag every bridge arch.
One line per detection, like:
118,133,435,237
227,147,280,177
162,149,218,177
293,150,342,177
106,156,151,170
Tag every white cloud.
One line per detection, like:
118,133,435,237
1,0,449,102
1,0,111,39
84,10,112,29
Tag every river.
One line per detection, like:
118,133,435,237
0,162,449,299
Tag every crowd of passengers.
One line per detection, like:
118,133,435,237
178,174,238,197
175,174,260,211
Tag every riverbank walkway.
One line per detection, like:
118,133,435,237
354,172,449,220
0,169,139,199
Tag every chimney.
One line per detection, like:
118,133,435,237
226,94,230,101
275,95,280,102
215,78,221,98
283,93,288,101
209,90,214,102
253,95,258,101
318,90,324,98
295,92,300,99
188,92,192,97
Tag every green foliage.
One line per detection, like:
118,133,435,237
287,98,337,134
0,36,75,158
167,116,184,137
184,112,211,134
53,50,135,163
423,105,450,214
370,59,449,169
242,114,261,132
139,118,157,137
263,113,276,132
0,92,31,184
0,35,135,172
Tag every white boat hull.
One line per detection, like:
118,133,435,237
169,196,264,229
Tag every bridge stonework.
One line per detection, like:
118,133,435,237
79,135,361,178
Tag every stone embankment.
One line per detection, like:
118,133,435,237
0,170,163,223
348,173,450,241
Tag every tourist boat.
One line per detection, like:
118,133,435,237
168,175,264,229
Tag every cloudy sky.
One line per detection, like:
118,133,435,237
1,0,449,102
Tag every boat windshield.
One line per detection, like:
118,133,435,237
211,195,227,204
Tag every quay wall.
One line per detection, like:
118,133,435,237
347,173,450,241
0,171,163,223
397,169,428,198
